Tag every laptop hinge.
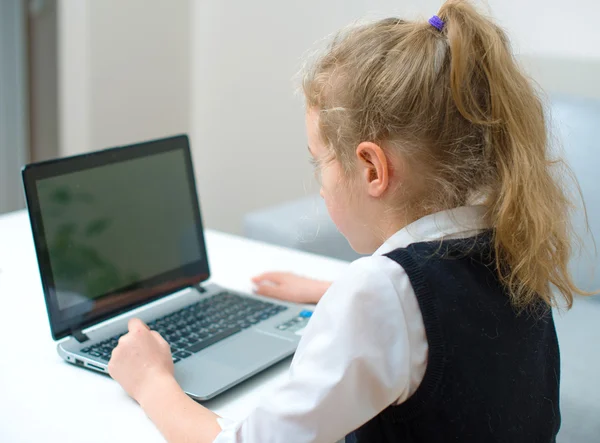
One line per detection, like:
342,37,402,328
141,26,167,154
195,284,206,293
71,329,90,343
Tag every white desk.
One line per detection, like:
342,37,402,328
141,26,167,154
2,210,600,442
0,210,348,442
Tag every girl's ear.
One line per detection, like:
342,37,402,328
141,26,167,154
355,142,390,197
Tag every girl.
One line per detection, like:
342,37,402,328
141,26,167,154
108,1,591,442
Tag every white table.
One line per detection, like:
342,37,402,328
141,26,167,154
2,210,600,442
0,210,349,443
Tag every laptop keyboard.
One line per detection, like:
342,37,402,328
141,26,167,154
79,292,288,363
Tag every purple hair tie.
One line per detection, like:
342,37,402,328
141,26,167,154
429,15,445,31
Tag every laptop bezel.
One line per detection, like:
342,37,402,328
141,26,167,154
22,134,211,341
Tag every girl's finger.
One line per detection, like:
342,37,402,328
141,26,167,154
253,284,287,300
128,318,150,332
251,272,288,284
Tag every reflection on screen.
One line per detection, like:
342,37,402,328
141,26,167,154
36,149,202,311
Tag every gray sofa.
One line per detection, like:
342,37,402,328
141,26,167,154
244,96,600,442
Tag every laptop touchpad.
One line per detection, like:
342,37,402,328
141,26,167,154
175,329,295,399
210,329,294,368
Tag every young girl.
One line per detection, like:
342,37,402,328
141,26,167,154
108,1,590,442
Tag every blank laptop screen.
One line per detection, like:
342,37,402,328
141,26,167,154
24,136,209,339
37,149,201,310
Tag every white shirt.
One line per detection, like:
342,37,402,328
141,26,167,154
214,206,489,443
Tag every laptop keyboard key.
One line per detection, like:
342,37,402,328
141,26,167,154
173,350,192,359
186,337,201,347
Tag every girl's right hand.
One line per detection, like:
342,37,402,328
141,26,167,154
251,272,331,305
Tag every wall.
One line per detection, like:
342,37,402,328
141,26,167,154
58,0,190,157
58,0,91,157
485,0,600,58
190,0,372,234
190,0,600,234
364,0,600,98
360,0,600,57
0,0,28,215
56,0,599,234
29,0,60,163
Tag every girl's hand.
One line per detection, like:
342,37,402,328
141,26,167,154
252,272,331,304
108,318,175,404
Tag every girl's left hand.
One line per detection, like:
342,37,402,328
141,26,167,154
108,318,175,404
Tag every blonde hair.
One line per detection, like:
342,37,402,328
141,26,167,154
303,0,592,310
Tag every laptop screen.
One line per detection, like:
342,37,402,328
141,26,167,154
23,135,209,340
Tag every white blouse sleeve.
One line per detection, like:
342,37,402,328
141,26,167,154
213,256,421,443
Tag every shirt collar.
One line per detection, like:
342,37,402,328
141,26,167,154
374,205,490,256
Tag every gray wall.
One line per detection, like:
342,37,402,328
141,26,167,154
29,0,60,163
0,0,28,214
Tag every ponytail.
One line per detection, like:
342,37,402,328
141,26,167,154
439,0,590,309
302,0,594,309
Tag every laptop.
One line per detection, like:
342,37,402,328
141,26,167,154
22,134,310,400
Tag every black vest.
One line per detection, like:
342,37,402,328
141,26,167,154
347,234,560,443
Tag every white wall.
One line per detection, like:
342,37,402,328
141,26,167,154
57,0,599,234
58,0,90,157
190,0,600,234
58,0,190,157
364,0,600,98
190,0,373,234
359,0,600,58
486,0,600,58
